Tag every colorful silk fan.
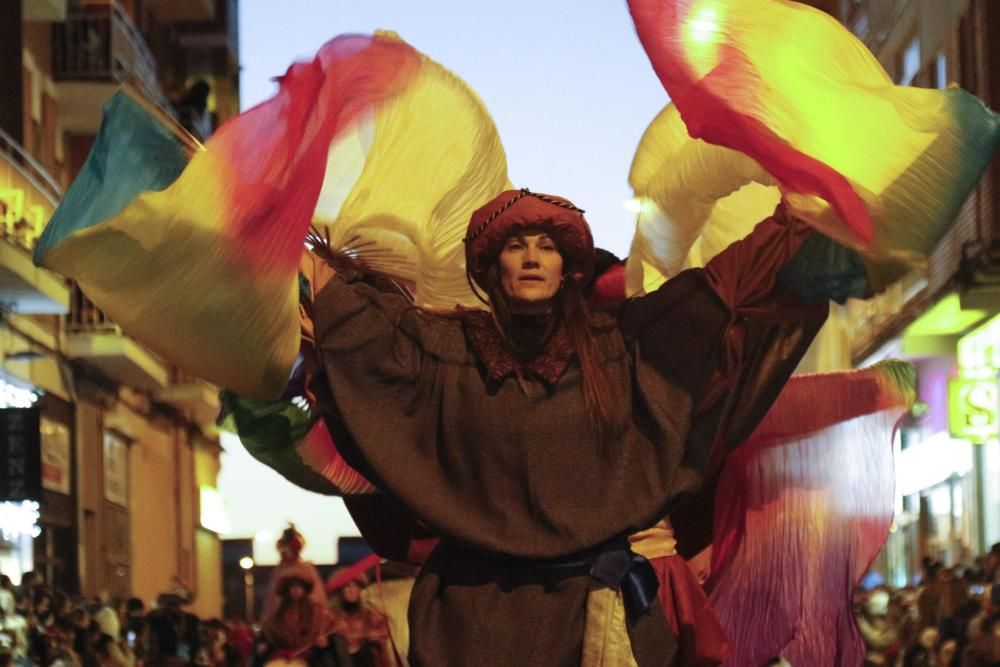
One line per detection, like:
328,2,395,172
627,0,1000,293
35,34,423,399
707,361,915,666
218,391,375,496
313,32,511,310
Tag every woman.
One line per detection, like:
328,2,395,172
259,566,334,666
306,188,829,666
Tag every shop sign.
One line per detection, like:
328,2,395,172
103,432,128,507
41,418,71,495
0,408,42,502
0,500,41,541
958,312,1000,378
949,378,999,441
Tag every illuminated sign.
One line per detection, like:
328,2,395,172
949,378,999,441
0,500,41,540
0,408,41,502
953,313,1000,442
199,485,231,535
0,379,38,409
958,312,1000,379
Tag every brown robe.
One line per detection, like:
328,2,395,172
312,209,828,666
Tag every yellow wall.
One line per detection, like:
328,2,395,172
193,529,222,619
119,404,180,606
192,437,223,618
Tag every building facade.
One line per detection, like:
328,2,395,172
0,0,240,619
800,0,1000,585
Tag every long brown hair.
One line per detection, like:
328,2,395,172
481,264,622,438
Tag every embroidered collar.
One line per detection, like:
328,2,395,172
463,311,576,386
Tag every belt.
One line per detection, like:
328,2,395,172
534,537,660,625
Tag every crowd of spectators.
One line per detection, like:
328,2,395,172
0,573,252,667
857,543,1000,667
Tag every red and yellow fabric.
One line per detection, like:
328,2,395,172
707,361,915,666
627,0,999,294
35,32,510,400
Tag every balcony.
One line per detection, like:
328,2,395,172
22,0,68,22
0,129,70,315
51,1,171,133
144,0,215,23
63,284,169,392
157,376,220,426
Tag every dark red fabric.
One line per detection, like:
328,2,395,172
465,189,595,289
589,261,627,307
462,311,576,385
651,555,731,666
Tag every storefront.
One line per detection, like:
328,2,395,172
865,298,999,586
0,377,42,584
952,312,1000,554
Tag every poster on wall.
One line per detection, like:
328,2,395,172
103,432,128,507
0,408,41,502
41,418,71,495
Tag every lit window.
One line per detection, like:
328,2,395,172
934,52,948,88
899,38,921,85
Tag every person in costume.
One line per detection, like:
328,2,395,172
259,564,335,666
325,571,391,667
261,525,327,622
31,0,998,664
300,187,828,665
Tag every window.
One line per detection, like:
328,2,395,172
899,37,921,85
934,52,948,88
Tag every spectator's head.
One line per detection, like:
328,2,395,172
865,587,890,617
277,577,311,603
50,591,71,619
276,524,305,561
157,586,193,612
937,638,958,665
918,626,939,650
70,607,89,629
0,576,11,591
33,589,52,616
126,597,144,617
986,543,1000,577
93,633,114,661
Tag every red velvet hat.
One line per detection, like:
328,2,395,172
464,188,595,292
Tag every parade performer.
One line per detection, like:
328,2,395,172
33,0,999,664
326,570,392,667
259,564,335,666
261,525,327,622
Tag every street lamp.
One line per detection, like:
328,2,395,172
239,556,255,622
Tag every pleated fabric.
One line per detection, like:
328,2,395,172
627,0,999,294
706,361,916,666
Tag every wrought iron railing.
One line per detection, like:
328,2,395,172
52,1,172,113
0,128,61,252
67,282,120,334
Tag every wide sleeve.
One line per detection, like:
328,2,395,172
621,206,830,556
310,275,467,487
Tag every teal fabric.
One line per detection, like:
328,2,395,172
778,234,870,304
218,390,342,495
34,91,190,265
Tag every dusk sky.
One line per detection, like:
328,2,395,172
221,1,670,565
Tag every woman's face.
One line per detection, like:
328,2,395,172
342,582,361,604
498,231,564,314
